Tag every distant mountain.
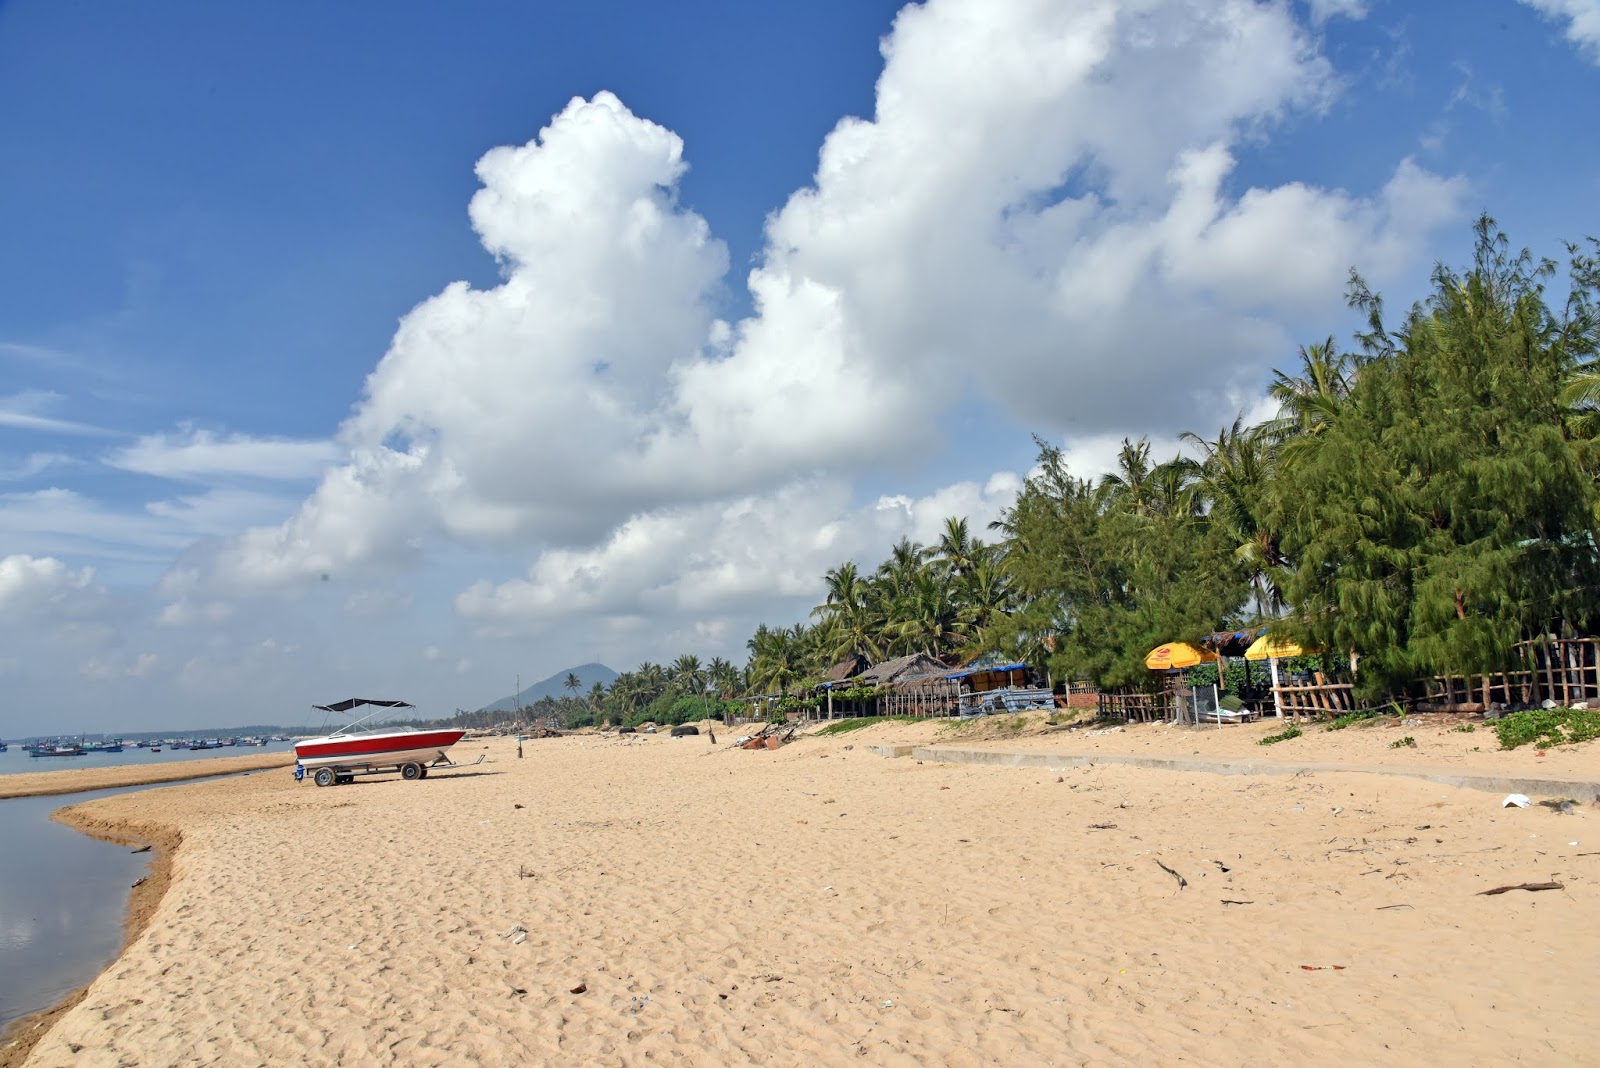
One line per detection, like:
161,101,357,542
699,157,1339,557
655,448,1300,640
477,662,619,713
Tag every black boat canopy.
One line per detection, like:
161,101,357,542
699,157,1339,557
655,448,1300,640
313,698,416,714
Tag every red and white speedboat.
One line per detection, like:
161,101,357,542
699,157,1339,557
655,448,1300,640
295,698,466,787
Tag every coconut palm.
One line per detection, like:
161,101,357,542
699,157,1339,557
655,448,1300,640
1180,416,1284,618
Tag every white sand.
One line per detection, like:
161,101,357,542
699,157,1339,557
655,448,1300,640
17,730,1599,1066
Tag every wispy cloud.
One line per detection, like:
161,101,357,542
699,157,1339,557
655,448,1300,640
0,341,88,369
0,452,76,481
106,428,340,482
0,391,116,437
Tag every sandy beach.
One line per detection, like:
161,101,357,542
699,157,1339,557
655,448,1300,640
11,724,1600,1066
0,752,297,801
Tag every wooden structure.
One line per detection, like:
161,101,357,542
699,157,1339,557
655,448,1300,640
1097,690,1176,722
1271,681,1356,720
1422,637,1600,710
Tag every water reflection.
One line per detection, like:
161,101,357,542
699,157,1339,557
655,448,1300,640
0,785,163,1029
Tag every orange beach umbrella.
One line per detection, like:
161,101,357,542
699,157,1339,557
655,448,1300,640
1144,642,1219,671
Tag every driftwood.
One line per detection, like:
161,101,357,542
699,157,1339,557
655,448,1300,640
1476,882,1564,896
739,722,798,750
1155,859,1187,890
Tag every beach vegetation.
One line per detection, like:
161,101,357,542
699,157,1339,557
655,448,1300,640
1257,725,1302,745
1324,708,1381,731
1492,707,1600,750
813,715,923,736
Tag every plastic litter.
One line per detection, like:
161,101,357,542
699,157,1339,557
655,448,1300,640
1502,794,1531,808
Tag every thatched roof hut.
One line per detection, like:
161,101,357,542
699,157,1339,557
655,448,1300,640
824,655,868,684
855,652,950,689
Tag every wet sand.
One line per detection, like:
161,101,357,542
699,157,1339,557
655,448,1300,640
12,729,1600,1066
0,752,297,800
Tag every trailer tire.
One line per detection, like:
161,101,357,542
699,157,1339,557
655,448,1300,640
401,762,423,781
418,766,429,778
313,767,336,788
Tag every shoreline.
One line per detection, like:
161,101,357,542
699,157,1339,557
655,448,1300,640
0,808,181,1068
0,752,290,1064
13,730,1600,1064
0,751,295,800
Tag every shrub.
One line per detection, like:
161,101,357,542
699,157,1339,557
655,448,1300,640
1324,709,1380,732
1493,707,1600,750
814,715,921,737
1257,725,1302,746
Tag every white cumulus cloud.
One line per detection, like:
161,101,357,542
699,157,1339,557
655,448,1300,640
194,0,1464,664
1522,0,1600,62
0,554,105,621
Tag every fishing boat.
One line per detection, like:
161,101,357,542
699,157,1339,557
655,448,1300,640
28,743,87,758
294,698,466,788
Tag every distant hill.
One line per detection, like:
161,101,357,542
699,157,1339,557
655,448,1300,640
477,663,619,713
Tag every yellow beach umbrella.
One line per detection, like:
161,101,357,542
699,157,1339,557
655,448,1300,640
1144,642,1219,671
1243,634,1313,661
1244,634,1320,720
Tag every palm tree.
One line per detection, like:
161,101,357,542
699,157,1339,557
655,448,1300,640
1098,438,1155,515
1265,337,1355,456
706,657,741,700
958,552,1013,647
746,624,809,695
812,561,886,663
1180,416,1284,618
935,517,982,578
891,569,971,655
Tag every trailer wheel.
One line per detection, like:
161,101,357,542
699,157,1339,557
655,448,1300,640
313,767,336,788
401,762,423,781
418,766,429,778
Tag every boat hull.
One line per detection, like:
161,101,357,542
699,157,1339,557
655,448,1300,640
293,729,466,770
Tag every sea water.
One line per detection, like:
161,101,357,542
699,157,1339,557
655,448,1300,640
0,771,273,1031
0,740,297,777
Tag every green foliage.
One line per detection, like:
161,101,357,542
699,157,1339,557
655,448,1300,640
1189,654,1324,694
626,694,741,729
1390,735,1418,749
813,715,922,736
1257,725,1302,746
1493,707,1600,750
1452,723,1477,733
1324,708,1380,731
995,438,1251,692
597,219,1600,739
1275,218,1600,699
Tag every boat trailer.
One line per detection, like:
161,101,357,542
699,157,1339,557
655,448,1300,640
294,751,486,788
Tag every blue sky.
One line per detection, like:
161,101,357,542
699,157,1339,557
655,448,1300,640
1,0,1597,734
